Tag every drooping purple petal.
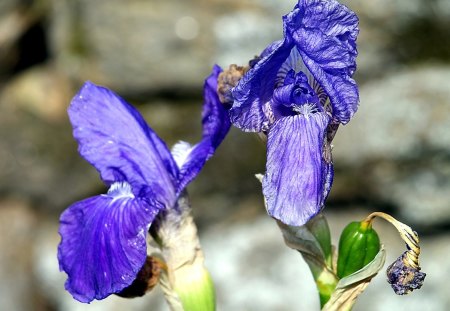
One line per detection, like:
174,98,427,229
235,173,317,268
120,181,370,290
202,65,232,147
58,182,163,302
300,52,358,123
174,139,211,195
263,112,331,226
175,65,231,194
230,40,292,132
285,0,359,123
68,82,178,205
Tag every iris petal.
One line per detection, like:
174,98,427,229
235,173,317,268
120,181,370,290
299,52,358,123
68,82,178,205
299,0,358,58
176,65,231,194
285,0,359,123
263,112,331,226
230,40,292,132
202,65,232,148
57,184,162,302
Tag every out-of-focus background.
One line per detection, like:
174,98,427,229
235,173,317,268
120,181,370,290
1,0,449,310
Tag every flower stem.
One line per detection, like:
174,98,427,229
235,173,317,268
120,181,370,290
302,254,338,308
151,194,216,311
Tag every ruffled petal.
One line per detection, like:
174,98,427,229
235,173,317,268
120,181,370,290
299,52,358,123
68,82,178,205
263,112,331,226
175,65,231,194
230,40,293,132
285,0,359,123
298,0,358,58
57,182,162,302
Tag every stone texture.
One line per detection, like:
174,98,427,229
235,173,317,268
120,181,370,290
0,0,50,78
0,64,101,211
47,0,294,94
333,66,450,227
0,199,39,311
335,66,450,160
348,0,450,81
0,0,449,310
45,0,450,94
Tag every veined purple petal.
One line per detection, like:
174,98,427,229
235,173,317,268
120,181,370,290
260,40,285,59
230,40,292,132
175,65,231,194
299,0,358,57
174,139,211,195
295,28,355,71
263,112,331,226
57,182,163,302
285,0,359,123
202,65,232,146
68,82,178,205
298,53,358,123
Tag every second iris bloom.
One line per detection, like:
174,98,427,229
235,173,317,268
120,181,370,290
229,0,359,226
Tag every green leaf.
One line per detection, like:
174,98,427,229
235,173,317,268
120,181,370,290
277,213,332,266
277,214,337,307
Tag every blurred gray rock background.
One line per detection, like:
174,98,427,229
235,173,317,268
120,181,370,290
0,0,449,310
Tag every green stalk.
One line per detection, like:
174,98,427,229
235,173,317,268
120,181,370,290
276,213,338,308
303,253,339,308
173,259,216,311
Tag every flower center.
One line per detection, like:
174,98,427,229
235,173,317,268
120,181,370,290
292,103,319,117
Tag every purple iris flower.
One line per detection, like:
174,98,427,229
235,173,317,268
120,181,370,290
229,0,359,226
58,65,230,303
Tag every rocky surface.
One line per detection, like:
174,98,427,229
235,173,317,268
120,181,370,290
0,0,449,310
47,0,294,94
0,200,38,311
333,66,450,227
0,64,102,212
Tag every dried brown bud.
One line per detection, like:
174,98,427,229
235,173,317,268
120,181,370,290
116,256,166,298
386,251,426,295
217,64,248,107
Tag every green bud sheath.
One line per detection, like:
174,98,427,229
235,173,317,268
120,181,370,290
174,264,216,311
337,221,381,279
